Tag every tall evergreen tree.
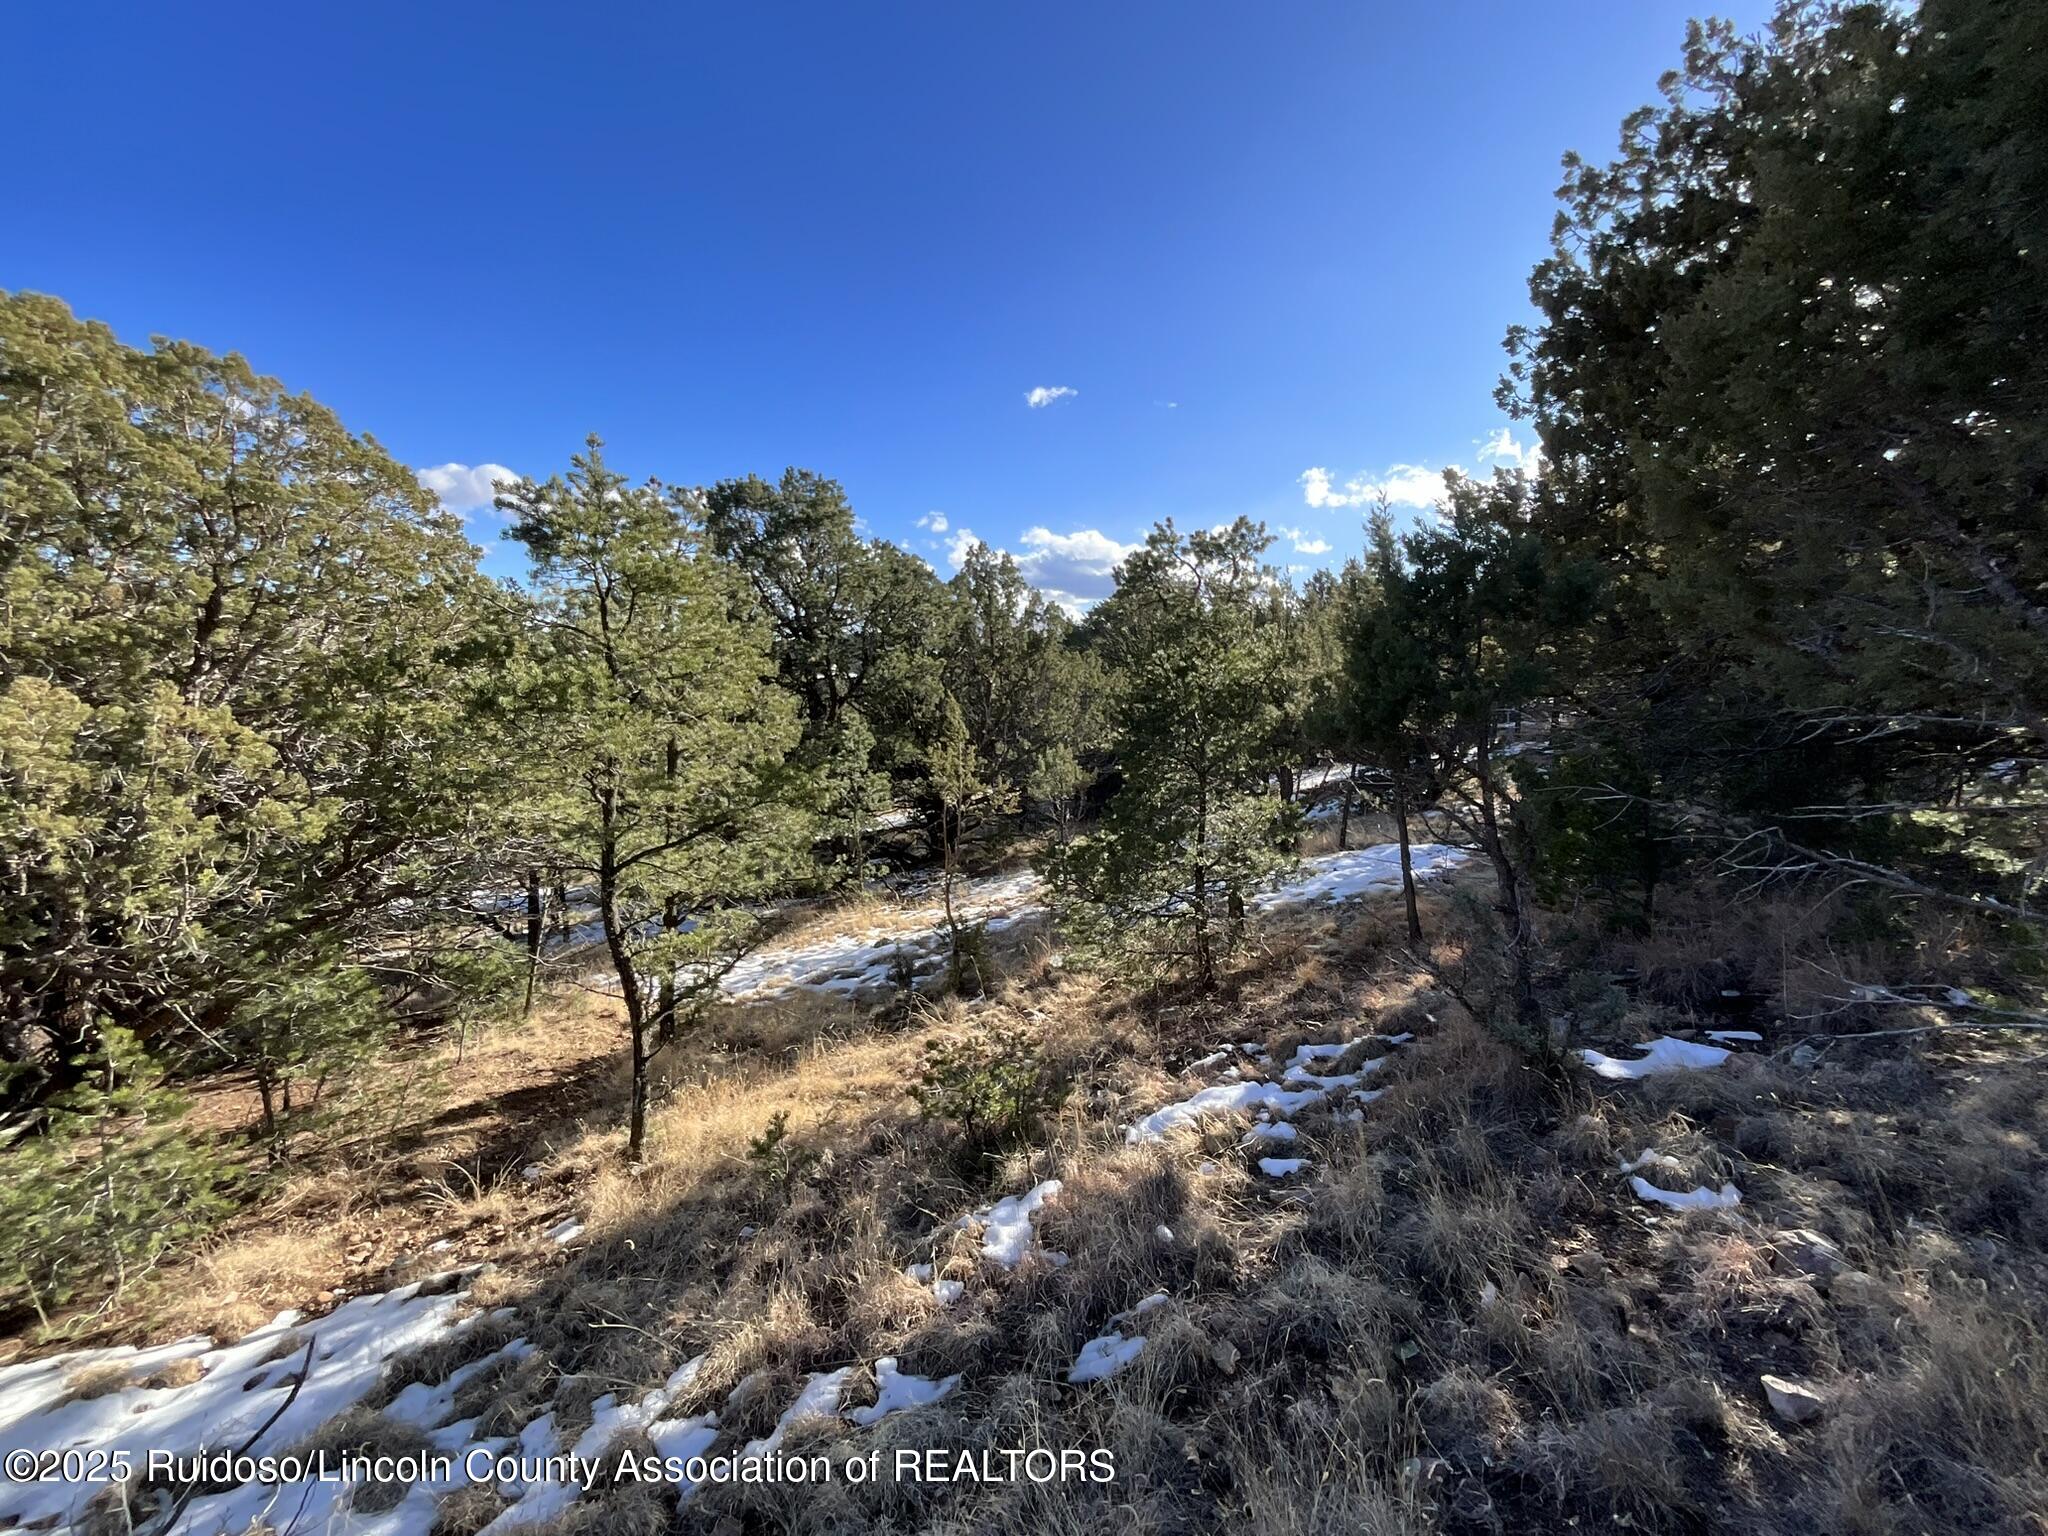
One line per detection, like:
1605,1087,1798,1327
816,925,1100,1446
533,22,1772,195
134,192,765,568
501,440,808,1160
1049,519,1293,989
0,292,502,1110
1504,0,2048,937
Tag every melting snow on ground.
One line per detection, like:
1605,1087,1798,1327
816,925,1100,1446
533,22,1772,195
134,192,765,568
1630,1177,1742,1211
740,1368,851,1460
957,1179,1065,1268
846,1358,959,1426
1068,1331,1145,1384
0,1275,497,1536
587,840,1468,1008
1579,1035,1732,1080
1251,843,1468,910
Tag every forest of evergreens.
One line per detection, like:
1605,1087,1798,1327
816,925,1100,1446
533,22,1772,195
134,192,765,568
3,0,2042,1335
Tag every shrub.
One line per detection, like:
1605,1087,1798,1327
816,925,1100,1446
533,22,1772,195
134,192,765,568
0,1028,235,1330
910,1028,1068,1158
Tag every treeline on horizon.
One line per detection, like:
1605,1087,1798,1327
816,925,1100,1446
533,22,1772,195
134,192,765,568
2,0,2042,1325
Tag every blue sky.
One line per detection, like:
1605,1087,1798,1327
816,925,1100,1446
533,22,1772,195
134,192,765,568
8,1,1770,600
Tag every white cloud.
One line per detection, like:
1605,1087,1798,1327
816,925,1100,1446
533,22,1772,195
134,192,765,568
1014,526,1138,602
945,523,1138,611
1478,426,1543,474
1299,463,1450,511
1276,526,1333,557
1024,385,1077,409
946,527,984,569
419,462,519,516
917,510,949,533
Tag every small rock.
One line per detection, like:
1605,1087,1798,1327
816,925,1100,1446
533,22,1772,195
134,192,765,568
1568,1247,1607,1280
1789,1043,1821,1069
1761,1373,1826,1424
1774,1228,1846,1288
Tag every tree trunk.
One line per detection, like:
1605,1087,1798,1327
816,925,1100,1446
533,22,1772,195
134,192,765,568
598,800,649,1163
1394,772,1422,944
1476,752,1540,1039
1191,772,1213,989
254,1064,285,1165
652,735,682,1047
1337,776,1353,852
522,867,543,1015
656,894,680,1046
1276,763,1297,804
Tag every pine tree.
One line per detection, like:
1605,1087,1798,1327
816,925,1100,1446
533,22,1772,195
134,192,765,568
1049,519,1293,989
924,693,1018,993
501,440,809,1160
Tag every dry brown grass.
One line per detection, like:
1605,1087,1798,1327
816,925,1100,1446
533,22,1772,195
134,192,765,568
20,854,2048,1534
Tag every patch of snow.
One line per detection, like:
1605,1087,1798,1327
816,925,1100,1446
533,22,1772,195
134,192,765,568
932,1279,964,1305
0,1277,516,1536
1630,1176,1742,1211
544,1218,584,1245
1244,1121,1299,1143
846,1358,960,1426
519,1164,543,1183
1254,843,1469,911
1153,1225,1175,1243
1258,1157,1309,1178
958,1179,1063,1269
1117,1292,1170,1325
1705,1029,1763,1044
1127,1080,1333,1144
1067,1332,1145,1384
1580,1036,1732,1080
1617,1149,1684,1174
741,1368,851,1460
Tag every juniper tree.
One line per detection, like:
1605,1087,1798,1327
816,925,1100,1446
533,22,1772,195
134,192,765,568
1503,0,2048,938
1049,519,1293,989
501,440,809,1160
702,469,948,792
1358,477,1593,1042
941,543,1103,822
0,291,503,1113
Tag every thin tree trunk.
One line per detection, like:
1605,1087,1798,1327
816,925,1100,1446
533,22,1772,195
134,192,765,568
1394,772,1422,944
523,867,543,1016
1337,776,1353,852
1476,750,1539,1038
598,796,649,1163
656,736,681,1045
1192,771,1213,989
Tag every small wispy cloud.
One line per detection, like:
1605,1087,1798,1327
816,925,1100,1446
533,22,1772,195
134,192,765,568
419,462,519,517
1278,526,1333,556
1024,385,1077,409
916,510,949,533
1477,425,1544,474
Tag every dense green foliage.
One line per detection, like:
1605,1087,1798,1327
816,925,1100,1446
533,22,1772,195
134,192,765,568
1502,0,2048,942
1048,520,1297,989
